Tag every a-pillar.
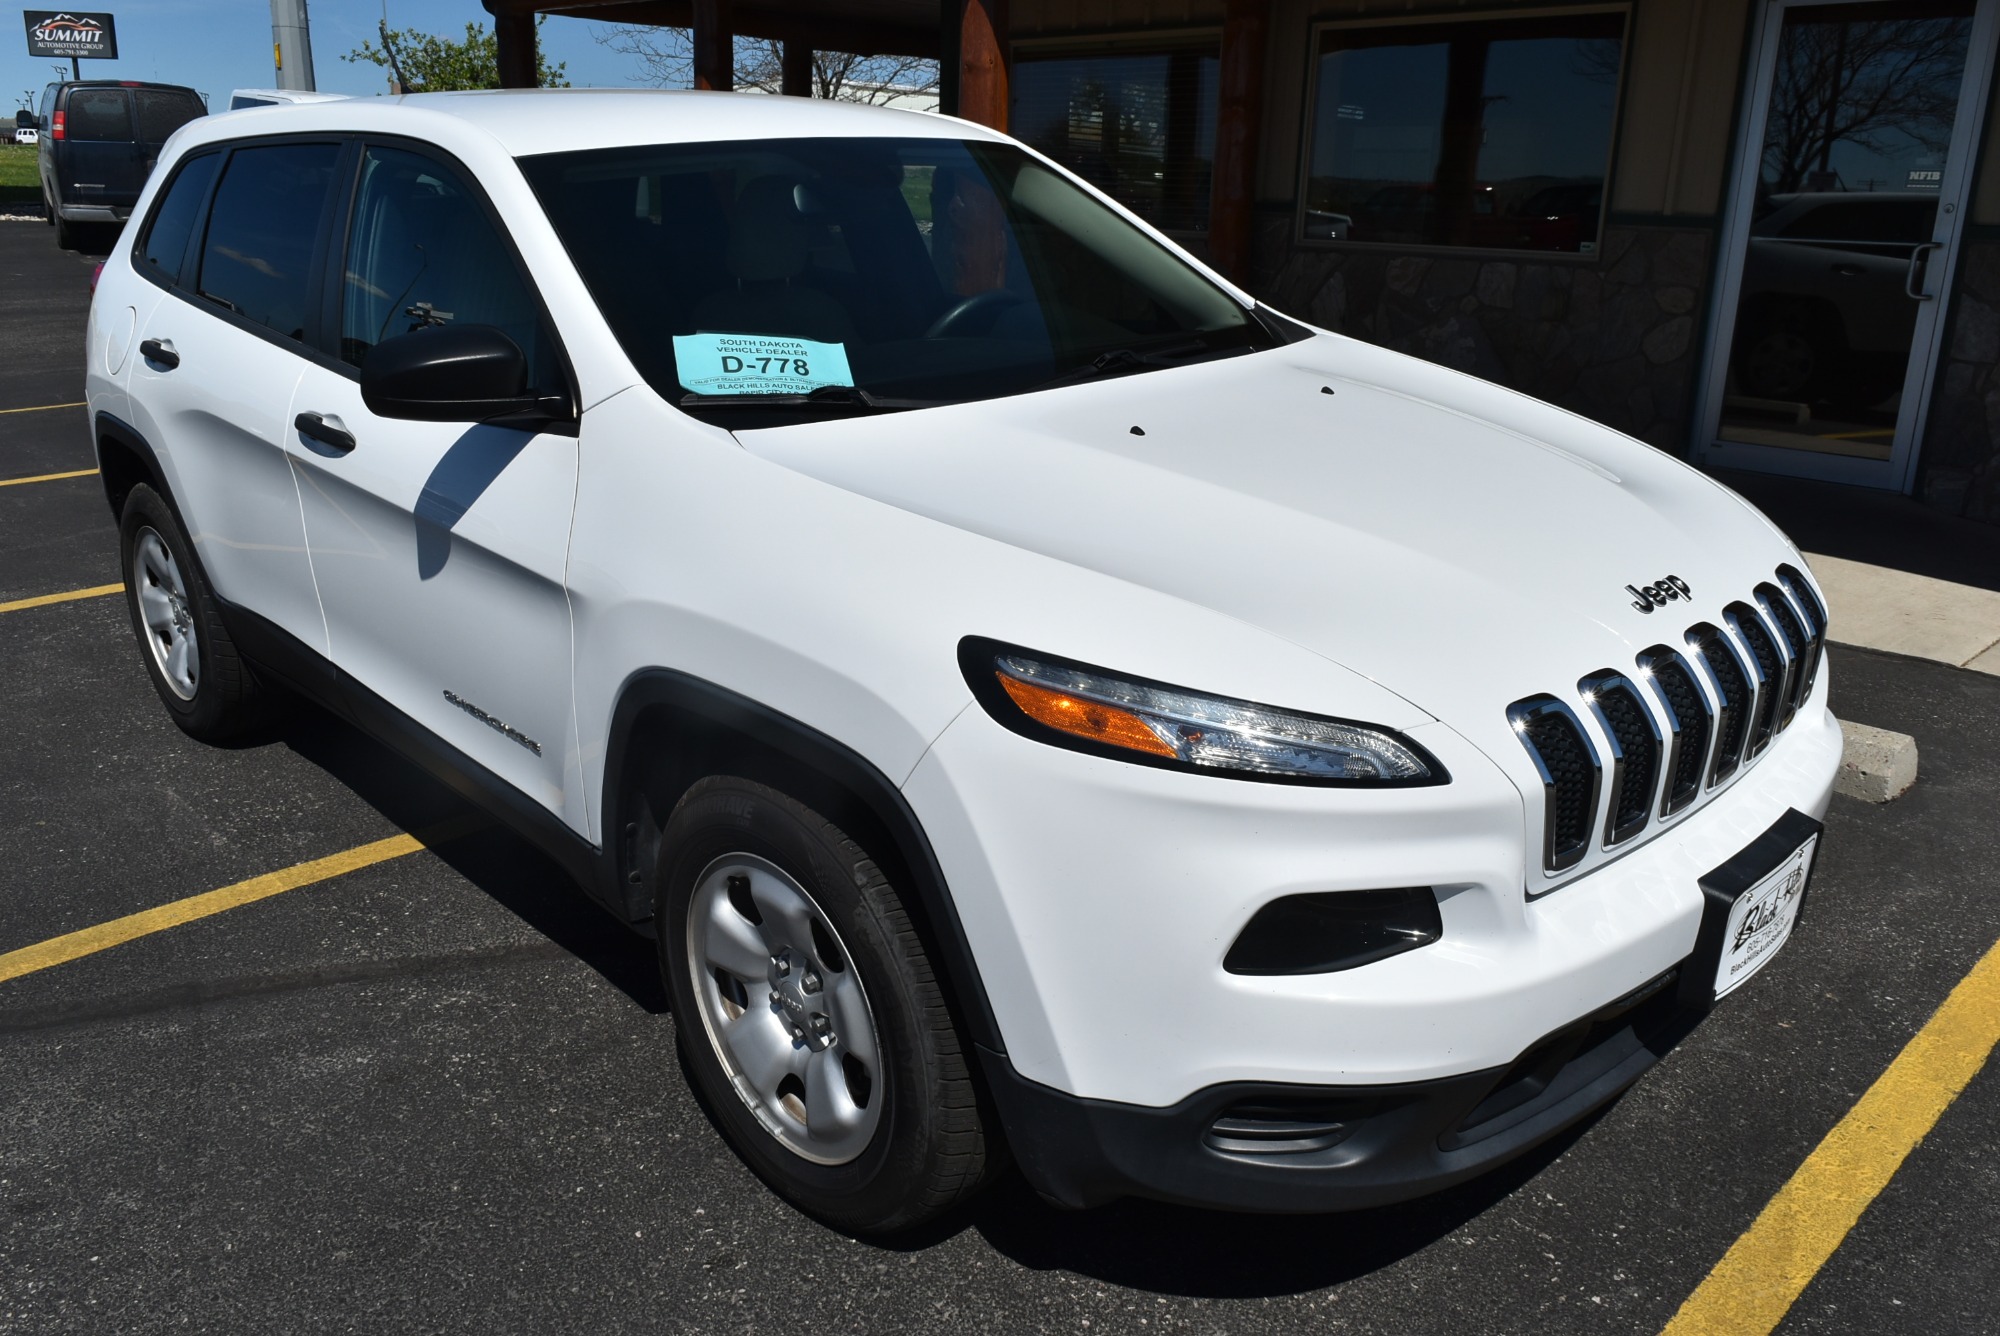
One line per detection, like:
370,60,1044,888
1208,0,1269,283
492,6,538,89
955,0,1008,130
693,0,734,91
782,40,813,96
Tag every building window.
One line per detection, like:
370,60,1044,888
1299,10,1626,253
1012,45,1219,235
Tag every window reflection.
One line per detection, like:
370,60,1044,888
1012,49,1219,235
1299,13,1623,253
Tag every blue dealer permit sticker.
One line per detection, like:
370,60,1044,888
673,333,854,396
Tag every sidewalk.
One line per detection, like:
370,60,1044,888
1805,554,2000,676
1719,470,2000,676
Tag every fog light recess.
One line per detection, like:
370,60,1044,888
1223,888,1441,975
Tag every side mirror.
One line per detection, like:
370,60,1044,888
360,325,572,427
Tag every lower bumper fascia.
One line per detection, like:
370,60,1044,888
979,962,1706,1213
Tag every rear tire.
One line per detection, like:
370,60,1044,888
659,776,993,1234
53,207,75,250
118,483,285,742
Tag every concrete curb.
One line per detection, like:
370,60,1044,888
1835,720,1919,803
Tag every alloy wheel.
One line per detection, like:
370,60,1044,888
685,852,884,1166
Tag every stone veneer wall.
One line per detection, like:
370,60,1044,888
1918,239,2000,523
1248,217,1716,451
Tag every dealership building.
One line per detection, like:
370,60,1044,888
494,0,2000,527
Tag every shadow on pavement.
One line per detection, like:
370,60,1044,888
275,701,669,1016
909,1103,1609,1296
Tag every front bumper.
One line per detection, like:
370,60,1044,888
56,202,130,222
906,678,1842,1109
980,806,1824,1211
981,961,1695,1211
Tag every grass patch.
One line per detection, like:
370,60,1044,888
0,143,41,206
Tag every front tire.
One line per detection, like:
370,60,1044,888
659,777,992,1233
118,483,283,741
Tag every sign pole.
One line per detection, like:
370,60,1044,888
70,55,78,79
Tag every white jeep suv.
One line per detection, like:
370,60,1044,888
85,90,1841,1232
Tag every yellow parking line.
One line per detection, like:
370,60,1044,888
0,582,124,615
0,401,86,415
0,834,426,986
1661,935,2000,1335
0,467,99,488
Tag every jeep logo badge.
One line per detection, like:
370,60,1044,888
1627,574,1691,613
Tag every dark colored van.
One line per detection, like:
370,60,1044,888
37,80,204,248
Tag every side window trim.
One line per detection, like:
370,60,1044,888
328,134,580,430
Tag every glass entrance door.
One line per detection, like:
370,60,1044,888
1700,0,1998,488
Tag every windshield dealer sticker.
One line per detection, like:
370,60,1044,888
673,333,855,396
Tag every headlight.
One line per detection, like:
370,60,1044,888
959,639,1445,785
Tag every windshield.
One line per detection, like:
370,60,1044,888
519,136,1276,423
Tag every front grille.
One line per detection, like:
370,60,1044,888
1580,673,1660,846
1508,566,1824,884
1636,647,1709,817
1725,602,1786,757
1507,696,1601,872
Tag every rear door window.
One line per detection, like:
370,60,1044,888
134,90,203,144
196,142,342,341
66,88,131,142
138,153,220,286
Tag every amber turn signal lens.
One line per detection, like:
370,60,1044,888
997,672,1177,758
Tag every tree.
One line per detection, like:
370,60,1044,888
1762,16,1964,193
344,21,569,93
598,28,937,106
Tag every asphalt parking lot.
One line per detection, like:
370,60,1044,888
3,220,1997,1334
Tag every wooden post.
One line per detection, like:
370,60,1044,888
1208,0,1268,283
693,0,734,91
957,0,1008,130
493,9,538,89
782,40,813,96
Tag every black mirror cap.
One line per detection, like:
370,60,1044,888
360,325,573,427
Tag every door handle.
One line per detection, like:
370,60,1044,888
294,411,356,452
138,338,178,369
1905,242,1943,300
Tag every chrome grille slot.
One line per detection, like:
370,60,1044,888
1636,647,1710,817
1725,602,1786,757
1506,696,1602,873
1776,564,1826,709
1579,673,1661,847
1685,623,1752,786
1756,582,1810,728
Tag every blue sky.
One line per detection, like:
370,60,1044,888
10,1,663,115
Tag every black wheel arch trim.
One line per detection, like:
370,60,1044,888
600,667,1005,1054
94,411,173,521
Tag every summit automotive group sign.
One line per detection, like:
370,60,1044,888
22,10,119,60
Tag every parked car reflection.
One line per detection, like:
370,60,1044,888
1728,191,1937,410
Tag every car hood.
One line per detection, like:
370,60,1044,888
735,334,1803,738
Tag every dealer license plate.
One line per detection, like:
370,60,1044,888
1713,834,1817,999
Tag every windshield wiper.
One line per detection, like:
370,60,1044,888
678,384,943,412
1022,338,1235,394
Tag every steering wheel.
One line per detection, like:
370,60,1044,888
924,290,1026,339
